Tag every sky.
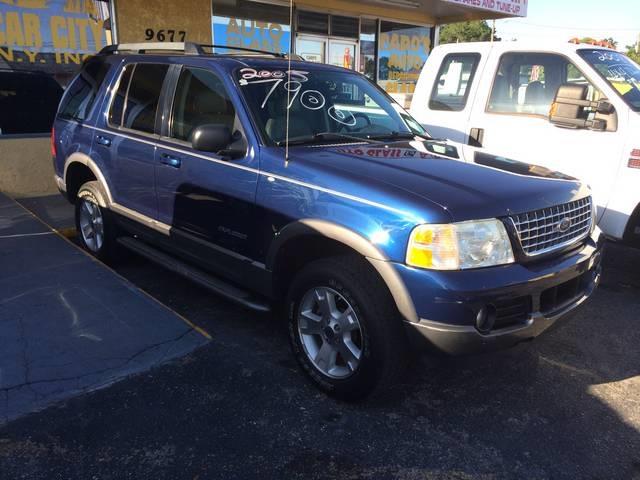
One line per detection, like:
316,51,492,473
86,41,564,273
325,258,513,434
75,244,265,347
495,0,640,51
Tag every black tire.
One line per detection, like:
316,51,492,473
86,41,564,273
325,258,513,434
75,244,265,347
286,255,408,401
75,181,117,262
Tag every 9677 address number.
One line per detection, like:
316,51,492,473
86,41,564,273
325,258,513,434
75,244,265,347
144,29,186,42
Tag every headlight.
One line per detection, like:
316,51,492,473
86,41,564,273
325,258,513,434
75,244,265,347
406,219,515,270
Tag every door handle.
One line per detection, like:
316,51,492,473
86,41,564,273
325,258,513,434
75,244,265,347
95,135,112,147
160,153,182,168
468,128,484,148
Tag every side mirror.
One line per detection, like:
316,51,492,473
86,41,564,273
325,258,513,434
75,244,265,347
549,84,615,131
190,124,232,153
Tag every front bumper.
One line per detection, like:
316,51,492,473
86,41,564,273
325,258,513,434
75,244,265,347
400,228,604,355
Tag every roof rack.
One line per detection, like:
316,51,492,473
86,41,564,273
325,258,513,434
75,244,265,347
98,42,299,59
99,42,200,55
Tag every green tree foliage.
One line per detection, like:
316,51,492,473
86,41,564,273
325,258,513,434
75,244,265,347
625,44,640,65
603,37,618,49
438,21,498,44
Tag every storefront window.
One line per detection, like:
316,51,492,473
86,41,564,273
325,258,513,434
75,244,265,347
297,37,326,63
0,0,111,135
360,19,377,81
212,0,291,54
378,22,431,99
330,15,358,39
297,11,329,36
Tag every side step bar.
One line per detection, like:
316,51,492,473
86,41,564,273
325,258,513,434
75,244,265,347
117,236,271,312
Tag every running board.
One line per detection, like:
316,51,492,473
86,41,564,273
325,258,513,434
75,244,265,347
117,236,271,312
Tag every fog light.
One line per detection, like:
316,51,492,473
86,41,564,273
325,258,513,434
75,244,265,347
476,305,496,334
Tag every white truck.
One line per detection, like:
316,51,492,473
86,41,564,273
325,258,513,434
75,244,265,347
410,41,640,245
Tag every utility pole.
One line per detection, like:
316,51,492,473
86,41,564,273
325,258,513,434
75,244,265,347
491,19,496,42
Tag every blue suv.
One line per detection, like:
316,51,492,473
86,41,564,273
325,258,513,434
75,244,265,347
52,43,604,399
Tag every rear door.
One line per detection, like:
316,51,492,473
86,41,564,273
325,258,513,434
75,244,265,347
465,51,625,218
92,62,170,220
155,65,259,271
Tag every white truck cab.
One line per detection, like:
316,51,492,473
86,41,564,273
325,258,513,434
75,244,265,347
410,41,640,245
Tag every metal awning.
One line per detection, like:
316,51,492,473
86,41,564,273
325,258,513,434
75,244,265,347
361,0,528,23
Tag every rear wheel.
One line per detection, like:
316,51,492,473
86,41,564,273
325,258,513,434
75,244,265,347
286,256,408,401
75,181,117,261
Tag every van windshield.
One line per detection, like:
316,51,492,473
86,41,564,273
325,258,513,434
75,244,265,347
236,67,425,146
578,49,640,112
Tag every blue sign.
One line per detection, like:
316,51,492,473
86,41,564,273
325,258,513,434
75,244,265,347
0,0,108,72
212,16,290,54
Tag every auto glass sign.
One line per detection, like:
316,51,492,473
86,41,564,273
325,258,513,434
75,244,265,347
212,16,291,54
442,0,528,17
0,0,107,72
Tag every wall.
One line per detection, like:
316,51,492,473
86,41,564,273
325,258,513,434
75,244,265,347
113,0,212,43
0,137,57,198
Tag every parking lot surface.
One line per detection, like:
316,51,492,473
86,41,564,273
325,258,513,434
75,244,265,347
0,220,639,479
0,194,208,425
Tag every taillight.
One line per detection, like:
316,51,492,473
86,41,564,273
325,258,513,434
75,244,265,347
629,149,640,169
50,127,56,158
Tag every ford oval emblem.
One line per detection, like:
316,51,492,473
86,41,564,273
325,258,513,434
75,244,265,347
556,217,572,233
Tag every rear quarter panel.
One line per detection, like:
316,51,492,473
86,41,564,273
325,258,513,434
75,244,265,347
54,57,123,181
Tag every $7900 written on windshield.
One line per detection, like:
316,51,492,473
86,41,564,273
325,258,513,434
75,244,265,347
238,68,365,128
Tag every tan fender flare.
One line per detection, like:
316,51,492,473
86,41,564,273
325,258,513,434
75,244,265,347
267,219,419,323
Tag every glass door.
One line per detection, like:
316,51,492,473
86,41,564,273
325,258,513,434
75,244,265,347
328,39,357,70
296,35,326,63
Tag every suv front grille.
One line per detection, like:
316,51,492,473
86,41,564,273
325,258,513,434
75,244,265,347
510,197,592,257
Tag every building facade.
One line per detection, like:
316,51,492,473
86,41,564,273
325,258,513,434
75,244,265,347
0,0,526,197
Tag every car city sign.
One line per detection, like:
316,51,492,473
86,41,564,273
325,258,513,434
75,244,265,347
442,0,528,17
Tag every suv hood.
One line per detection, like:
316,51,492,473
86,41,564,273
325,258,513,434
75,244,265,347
292,140,589,222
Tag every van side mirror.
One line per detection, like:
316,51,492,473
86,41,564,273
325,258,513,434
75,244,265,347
549,84,615,131
191,124,233,153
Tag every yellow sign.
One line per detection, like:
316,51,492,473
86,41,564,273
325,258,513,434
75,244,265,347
113,0,212,44
0,0,108,68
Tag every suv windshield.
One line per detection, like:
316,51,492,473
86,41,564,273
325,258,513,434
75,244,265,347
236,67,425,146
578,49,640,112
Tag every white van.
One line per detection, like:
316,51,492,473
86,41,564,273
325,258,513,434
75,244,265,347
410,41,640,245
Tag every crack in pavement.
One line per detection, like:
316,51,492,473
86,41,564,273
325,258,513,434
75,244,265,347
1,327,196,394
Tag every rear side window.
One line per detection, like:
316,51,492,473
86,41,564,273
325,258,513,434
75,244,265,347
170,67,235,142
59,58,111,122
108,65,134,126
429,53,480,111
109,63,169,134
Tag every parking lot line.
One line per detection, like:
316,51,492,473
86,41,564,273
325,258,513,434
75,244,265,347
55,227,77,239
0,231,55,239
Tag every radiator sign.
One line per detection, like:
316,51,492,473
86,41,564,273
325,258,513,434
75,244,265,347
442,0,528,17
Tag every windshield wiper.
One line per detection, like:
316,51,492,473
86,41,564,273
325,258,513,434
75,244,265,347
367,131,422,142
276,132,382,147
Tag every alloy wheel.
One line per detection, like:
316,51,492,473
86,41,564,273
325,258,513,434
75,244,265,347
79,197,104,253
297,286,364,379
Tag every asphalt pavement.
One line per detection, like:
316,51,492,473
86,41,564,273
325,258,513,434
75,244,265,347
0,194,208,425
0,204,638,479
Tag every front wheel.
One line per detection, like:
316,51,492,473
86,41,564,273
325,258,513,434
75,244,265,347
286,256,408,401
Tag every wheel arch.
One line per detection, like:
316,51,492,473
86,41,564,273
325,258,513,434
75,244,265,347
267,219,419,323
623,202,640,246
63,153,113,206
